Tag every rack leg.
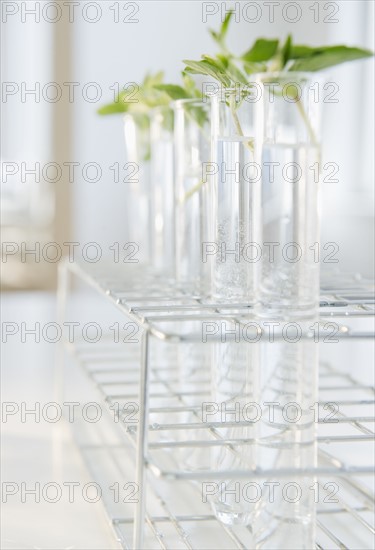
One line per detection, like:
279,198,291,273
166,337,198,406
55,259,69,403
53,259,70,480
133,331,150,549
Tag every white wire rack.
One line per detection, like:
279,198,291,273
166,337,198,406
58,261,375,550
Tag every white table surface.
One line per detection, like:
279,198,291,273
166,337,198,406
1,292,120,550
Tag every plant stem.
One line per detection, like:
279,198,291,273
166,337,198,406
180,106,210,203
182,95,254,203
181,179,205,203
230,94,254,153
295,98,322,166
184,106,210,143
230,96,244,136
295,98,318,148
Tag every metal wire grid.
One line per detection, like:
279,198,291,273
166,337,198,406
59,261,375,549
64,261,375,342
67,339,374,550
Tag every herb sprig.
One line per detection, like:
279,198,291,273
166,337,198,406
97,72,170,117
97,13,372,196
183,12,372,88
182,13,372,150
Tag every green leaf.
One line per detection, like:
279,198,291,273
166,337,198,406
209,29,220,44
281,34,293,68
289,45,373,71
97,101,127,115
184,55,245,87
182,73,202,98
243,61,267,75
216,53,230,68
201,54,227,72
143,71,164,87
185,103,208,128
131,112,150,132
97,88,137,115
225,59,248,85
220,10,233,39
161,107,174,133
154,84,190,101
289,45,321,59
98,71,170,116
209,10,233,50
183,59,231,87
242,38,279,63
